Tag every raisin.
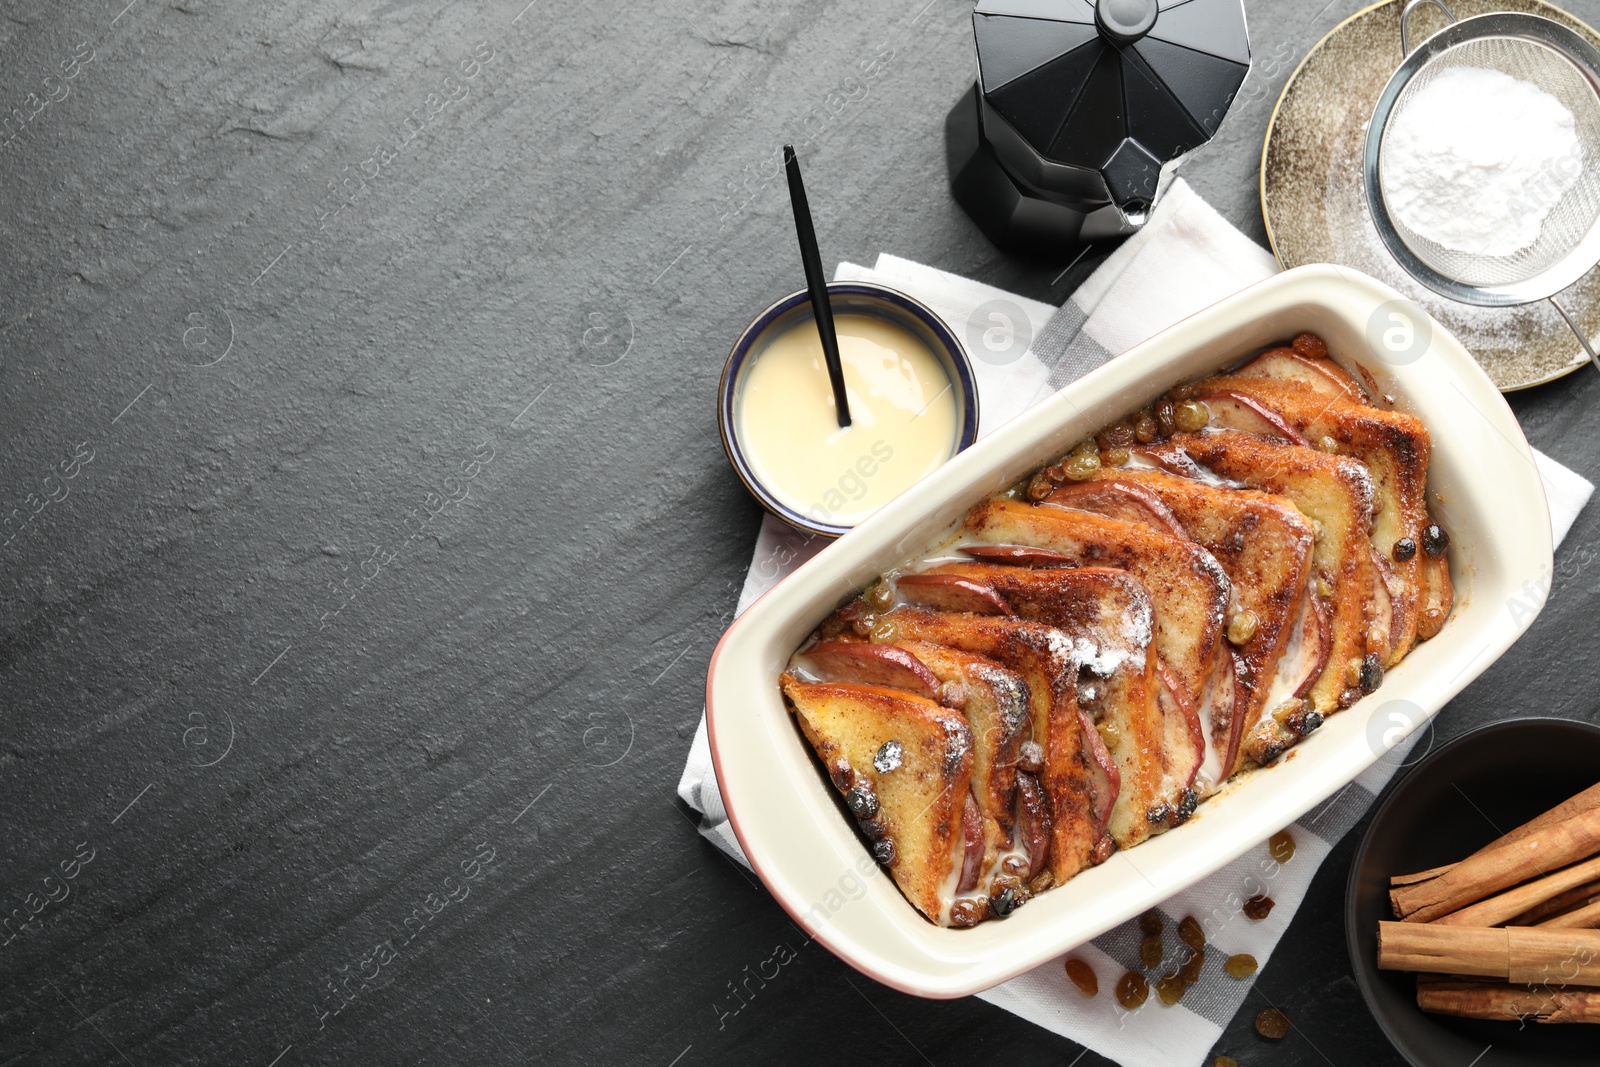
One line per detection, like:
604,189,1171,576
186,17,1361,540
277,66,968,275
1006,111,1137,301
1140,933,1163,970
1178,916,1206,951
1226,610,1259,646
1255,1007,1291,1039
1173,399,1210,433
1138,909,1164,936
1224,954,1258,978
1421,524,1449,557
1065,453,1101,481
1115,971,1149,1010
845,787,878,819
1392,537,1417,563
1134,411,1158,443
949,899,983,927
1243,894,1275,920
1155,973,1188,1005
1212,1058,1240,1067
1269,830,1295,864
1155,398,1177,437
991,886,1019,918
1180,948,1204,984
872,839,894,865
1064,957,1099,997
1359,653,1383,693
1027,473,1054,501
1292,332,1328,359
1103,446,1131,467
868,619,898,643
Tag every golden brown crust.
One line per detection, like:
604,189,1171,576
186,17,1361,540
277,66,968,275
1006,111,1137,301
876,608,1105,882
962,498,1230,740
779,676,973,922
919,564,1183,847
1166,430,1376,722
1069,467,1315,778
1190,376,1433,665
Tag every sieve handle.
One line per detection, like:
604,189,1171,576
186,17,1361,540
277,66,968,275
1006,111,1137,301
1399,0,1457,57
1551,298,1600,377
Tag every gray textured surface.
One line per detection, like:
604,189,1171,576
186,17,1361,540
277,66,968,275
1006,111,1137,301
2,1,1598,1065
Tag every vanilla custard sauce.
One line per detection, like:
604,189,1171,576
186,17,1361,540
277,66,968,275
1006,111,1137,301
736,313,959,527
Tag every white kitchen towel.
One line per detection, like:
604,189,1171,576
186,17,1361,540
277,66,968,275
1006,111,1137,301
676,178,1593,1067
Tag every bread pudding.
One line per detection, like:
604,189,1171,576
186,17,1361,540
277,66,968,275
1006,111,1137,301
780,334,1453,928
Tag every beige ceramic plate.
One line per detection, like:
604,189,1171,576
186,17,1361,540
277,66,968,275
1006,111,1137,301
1261,0,1600,390
705,265,1552,998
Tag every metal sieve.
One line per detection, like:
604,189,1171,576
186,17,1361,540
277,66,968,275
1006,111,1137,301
1365,0,1600,370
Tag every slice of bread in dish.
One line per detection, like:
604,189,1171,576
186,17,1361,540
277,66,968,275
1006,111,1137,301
877,607,1116,884
1187,375,1437,666
913,562,1192,847
1051,468,1316,774
1168,430,1377,722
961,497,1231,784
780,676,972,923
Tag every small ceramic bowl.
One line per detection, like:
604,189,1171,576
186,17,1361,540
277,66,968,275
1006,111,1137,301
1347,717,1600,1067
717,281,980,537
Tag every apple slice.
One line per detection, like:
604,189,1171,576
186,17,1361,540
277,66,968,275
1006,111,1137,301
796,640,941,699
1043,480,1190,539
779,677,973,923
1014,771,1051,879
874,607,1117,882
957,794,984,894
895,572,1014,615
1233,345,1366,404
1189,388,1312,446
961,544,1080,568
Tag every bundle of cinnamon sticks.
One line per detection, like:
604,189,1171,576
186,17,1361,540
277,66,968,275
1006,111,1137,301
1376,780,1600,1023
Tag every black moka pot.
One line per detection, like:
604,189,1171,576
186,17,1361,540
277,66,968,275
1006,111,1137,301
947,0,1251,256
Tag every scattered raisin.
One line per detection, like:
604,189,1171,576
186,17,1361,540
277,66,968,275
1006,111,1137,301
1027,473,1055,501
1243,894,1275,920
1140,933,1163,970
1044,463,1070,485
1212,1057,1240,1067
852,614,877,637
1155,398,1177,437
1292,332,1328,359
1103,446,1131,467
1359,653,1383,693
1064,957,1099,997
872,839,894,865
1392,537,1417,563
1178,916,1206,951
1155,973,1188,1005
1421,524,1449,557
1180,948,1205,984
1115,971,1150,1010
873,740,904,773
1255,1007,1291,1039
1001,854,1029,877
1065,452,1102,481
845,786,878,819
1134,411,1158,443
865,581,895,610
1224,954,1258,978
1072,438,1099,457
1138,909,1164,936
1173,399,1211,433
1226,610,1259,646
1269,830,1295,864
869,619,898,643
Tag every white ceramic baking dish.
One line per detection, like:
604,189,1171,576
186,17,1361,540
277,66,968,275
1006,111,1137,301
704,264,1552,998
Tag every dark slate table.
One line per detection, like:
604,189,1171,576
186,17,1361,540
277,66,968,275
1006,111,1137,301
4,1,1597,1064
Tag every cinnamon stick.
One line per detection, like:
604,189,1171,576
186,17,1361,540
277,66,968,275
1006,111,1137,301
1511,878,1600,926
1435,855,1600,927
1389,781,1600,889
1378,922,1600,985
1390,806,1600,922
1417,974,1600,1023
1541,899,1600,930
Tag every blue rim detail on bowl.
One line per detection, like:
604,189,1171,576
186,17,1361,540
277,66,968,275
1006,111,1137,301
717,282,980,539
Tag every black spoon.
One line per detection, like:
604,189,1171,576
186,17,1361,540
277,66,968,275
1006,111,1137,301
783,144,851,427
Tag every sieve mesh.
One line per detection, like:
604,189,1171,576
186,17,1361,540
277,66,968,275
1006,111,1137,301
1376,35,1600,288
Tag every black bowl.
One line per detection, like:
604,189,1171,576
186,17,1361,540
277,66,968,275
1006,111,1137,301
1347,717,1600,1066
